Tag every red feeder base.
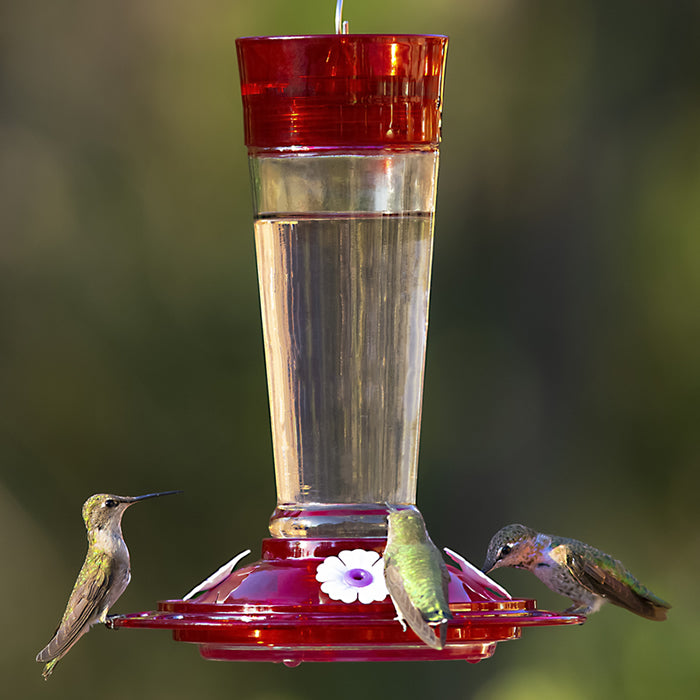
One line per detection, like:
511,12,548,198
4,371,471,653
108,538,583,664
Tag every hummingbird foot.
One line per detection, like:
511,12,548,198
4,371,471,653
393,615,408,632
563,604,591,616
563,595,604,617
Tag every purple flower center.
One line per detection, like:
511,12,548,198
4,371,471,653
344,568,373,588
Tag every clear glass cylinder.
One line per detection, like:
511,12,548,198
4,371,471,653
236,35,448,537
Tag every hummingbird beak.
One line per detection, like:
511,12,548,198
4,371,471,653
122,490,183,504
481,559,496,574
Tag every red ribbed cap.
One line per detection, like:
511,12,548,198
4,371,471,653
236,35,448,150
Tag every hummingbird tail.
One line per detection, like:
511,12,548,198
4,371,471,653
635,600,670,621
41,659,58,680
439,618,448,648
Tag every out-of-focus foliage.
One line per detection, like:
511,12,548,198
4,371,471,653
2,1,699,698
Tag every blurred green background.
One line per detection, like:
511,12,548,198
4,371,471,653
2,1,699,698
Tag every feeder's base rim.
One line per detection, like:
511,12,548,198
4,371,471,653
107,604,583,664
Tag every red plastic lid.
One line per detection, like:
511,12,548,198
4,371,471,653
236,35,448,150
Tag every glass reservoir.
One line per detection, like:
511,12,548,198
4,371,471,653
238,35,447,538
256,157,436,536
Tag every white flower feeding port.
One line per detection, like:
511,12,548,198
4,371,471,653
316,550,389,604
108,31,583,664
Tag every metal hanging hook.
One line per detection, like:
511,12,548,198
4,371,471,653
335,0,349,34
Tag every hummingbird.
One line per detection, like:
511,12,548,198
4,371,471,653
482,524,671,621
36,491,181,678
383,509,453,650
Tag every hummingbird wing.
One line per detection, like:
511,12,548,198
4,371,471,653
36,556,113,664
564,549,670,621
384,558,446,650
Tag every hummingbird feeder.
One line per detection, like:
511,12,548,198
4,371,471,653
109,5,582,664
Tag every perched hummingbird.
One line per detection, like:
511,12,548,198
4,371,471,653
36,491,181,678
383,509,453,650
482,524,671,620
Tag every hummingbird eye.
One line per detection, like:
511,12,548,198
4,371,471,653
104,499,118,508
499,544,513,558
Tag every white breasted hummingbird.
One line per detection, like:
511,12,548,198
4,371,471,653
36,491,181,678
482,523,671,620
